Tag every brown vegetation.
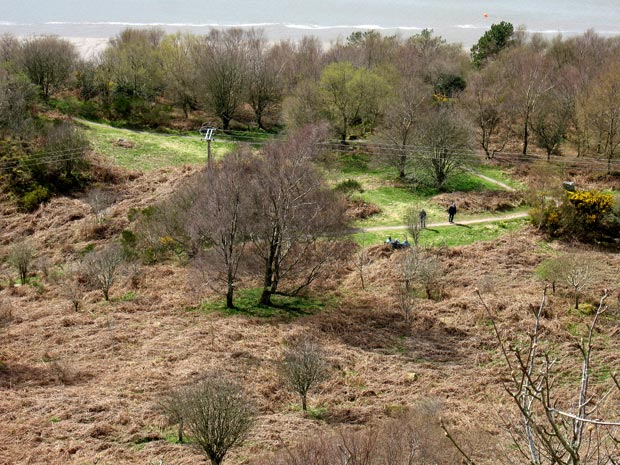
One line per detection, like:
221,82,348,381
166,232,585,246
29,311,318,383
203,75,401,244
1,165,620,464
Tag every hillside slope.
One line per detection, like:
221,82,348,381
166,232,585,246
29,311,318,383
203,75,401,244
1,166,619,465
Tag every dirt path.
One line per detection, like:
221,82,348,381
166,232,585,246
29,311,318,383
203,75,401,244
465,167,516,191
354,211,529,232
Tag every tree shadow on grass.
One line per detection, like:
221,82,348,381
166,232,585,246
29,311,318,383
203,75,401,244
304,306,468,362
195,288,328,321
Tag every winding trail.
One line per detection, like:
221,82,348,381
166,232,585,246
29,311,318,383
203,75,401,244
353,211,529,233
77,119,528,233
465,167,517,192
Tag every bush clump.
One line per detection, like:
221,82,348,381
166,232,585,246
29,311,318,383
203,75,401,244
334,178,363,196
531,189,619,243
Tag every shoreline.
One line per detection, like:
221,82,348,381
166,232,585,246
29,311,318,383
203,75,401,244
4,23,620,59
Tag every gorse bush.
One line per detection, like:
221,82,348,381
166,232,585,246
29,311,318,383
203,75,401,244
0,122,92,211
531,190,620,243
334,178,363,196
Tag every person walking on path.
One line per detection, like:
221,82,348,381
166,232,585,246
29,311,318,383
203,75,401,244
419,209,427,228
447,202,457,223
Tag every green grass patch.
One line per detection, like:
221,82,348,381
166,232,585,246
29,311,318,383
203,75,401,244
442,171,506,192
195,288,329,318
353,186,427,226
346,167,522,227
349,217,528,248
324,151,398,182
117,291,138,302
163,430,188,445
474,165,525,190
288,403,328,420
79,120,235,170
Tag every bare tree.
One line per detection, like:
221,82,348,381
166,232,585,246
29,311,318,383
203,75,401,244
82,243,124,301
86,188,115,224
466,288,620,465
61,262,85,312
188,147,255,308
19,36,78,100
531,87,572,160
163,376,254,465
197,29,249,130
0,33,20,66
500,47,554,156
561,254,595,310
404,205,424,247
378,76,432,178
7,241,35,284
462,62,511,159
354,241,372,291
246,30,284,130
249,124,347,306
582,62,620,174
397,247,421,322
415,106,474,191
280,337,329,413
417,251,442,300
62,276,85,312
160,386,189,444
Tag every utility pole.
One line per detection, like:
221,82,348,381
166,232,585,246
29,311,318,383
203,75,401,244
199,123,216,169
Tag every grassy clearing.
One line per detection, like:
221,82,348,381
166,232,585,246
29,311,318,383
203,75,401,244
349,217,528,248
352,175,523,228
80,120,235,170
195,287,330,318
325,151,524,227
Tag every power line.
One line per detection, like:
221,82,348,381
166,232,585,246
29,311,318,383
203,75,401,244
3,133,620,175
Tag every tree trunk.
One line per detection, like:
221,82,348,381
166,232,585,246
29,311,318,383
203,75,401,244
226,284,234,309
398,153,406,179
255,109,265,131
178,418,184,443
523,118,530,155
301,393,307,411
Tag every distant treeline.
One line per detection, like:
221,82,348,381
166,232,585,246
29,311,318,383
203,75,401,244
2,24,620,203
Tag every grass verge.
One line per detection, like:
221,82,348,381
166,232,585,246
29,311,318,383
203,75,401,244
349,217,528,247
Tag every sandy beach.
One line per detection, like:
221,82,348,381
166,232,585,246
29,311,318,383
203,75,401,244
63,37,110,58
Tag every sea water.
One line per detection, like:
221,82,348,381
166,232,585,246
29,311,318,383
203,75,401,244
1,0,619,48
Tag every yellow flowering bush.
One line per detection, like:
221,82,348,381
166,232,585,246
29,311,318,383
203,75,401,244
567,190,613,224
531,189,620,242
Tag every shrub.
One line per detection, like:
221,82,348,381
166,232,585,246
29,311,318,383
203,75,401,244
531,190,619,243
19,185,50,211
8,241,35,284
279,337,329,412
82,243,124,301
334,178,363,196
161,376,254,465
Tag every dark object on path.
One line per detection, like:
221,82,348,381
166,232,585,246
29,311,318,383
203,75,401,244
391,239,410,250
447,202,457,223
419,209,427,228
